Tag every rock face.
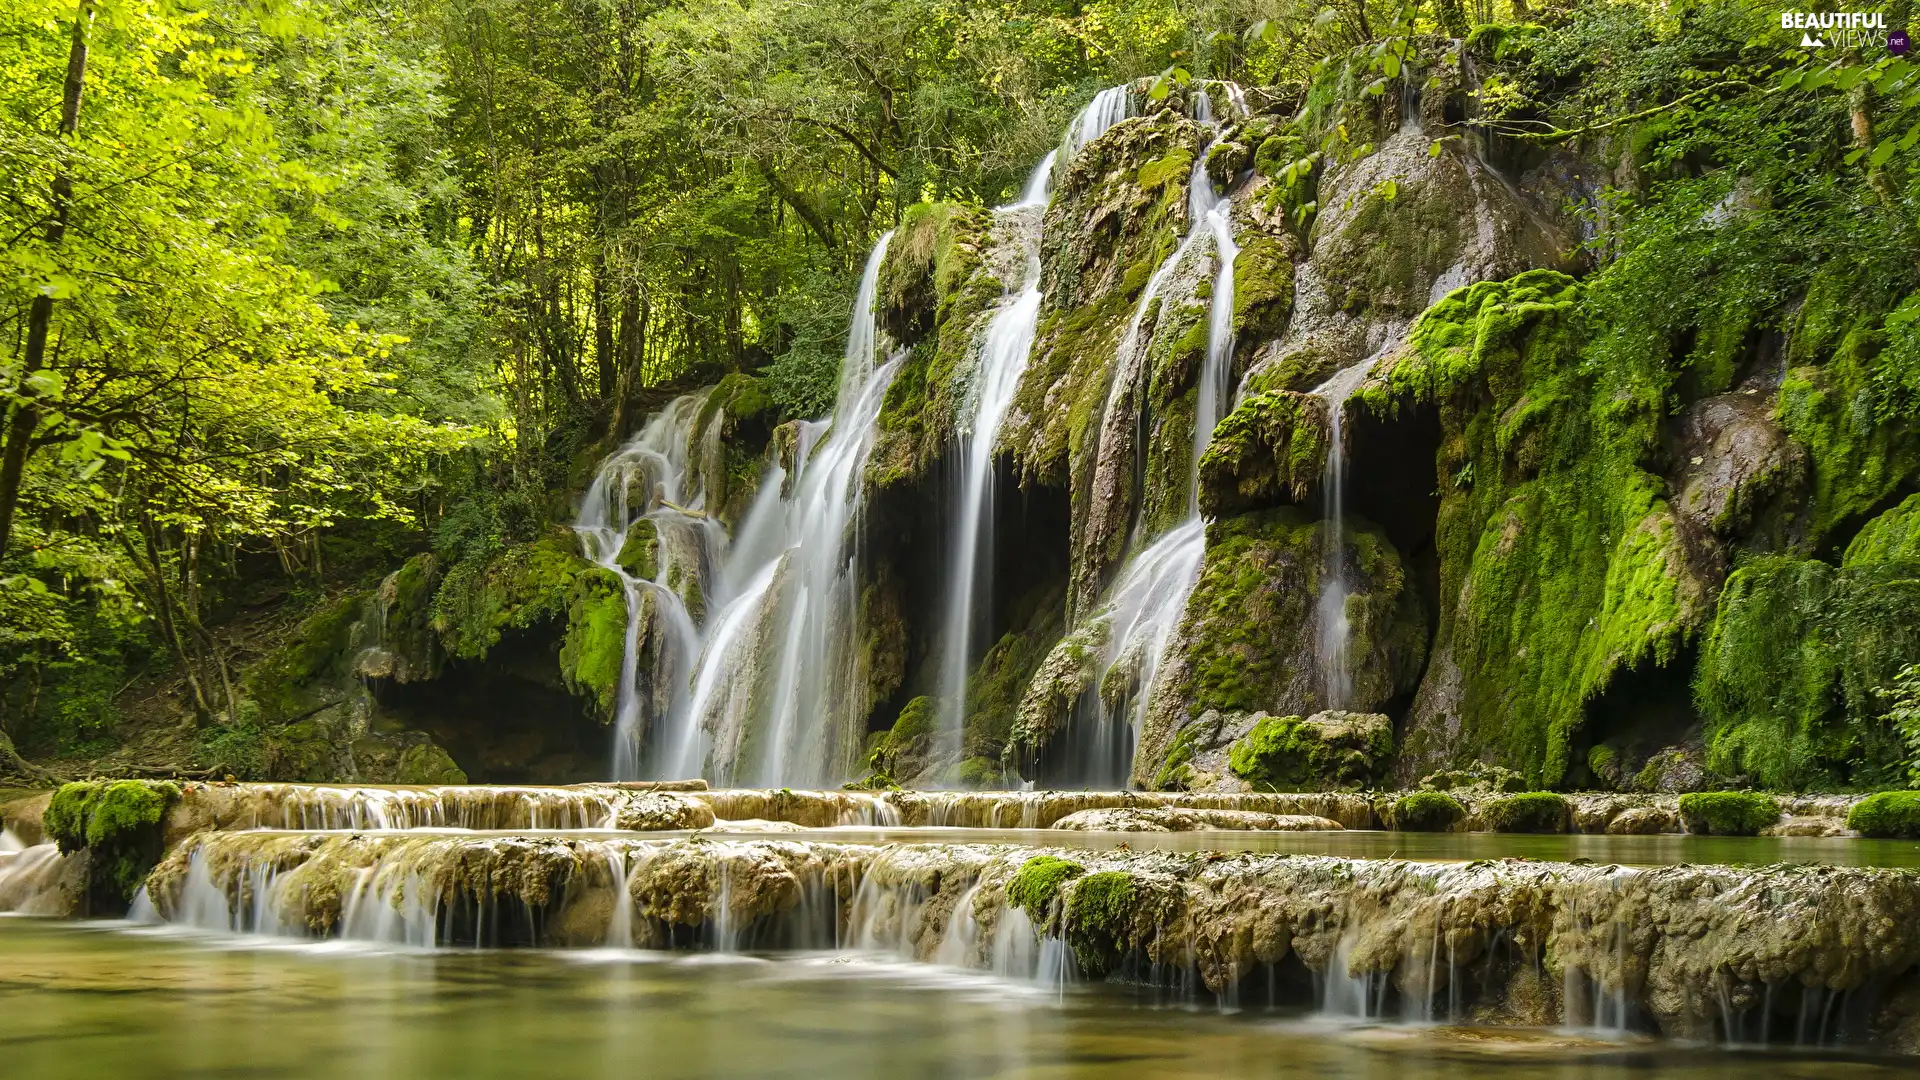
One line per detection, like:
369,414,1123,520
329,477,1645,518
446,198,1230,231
135,831,1920,1053
1133,510,1424,789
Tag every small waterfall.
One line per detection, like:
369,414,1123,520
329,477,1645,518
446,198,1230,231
934,103,1105,775
575,394,718,779
1063,100,1242,786
666,234,900,787
1309,356,1383,710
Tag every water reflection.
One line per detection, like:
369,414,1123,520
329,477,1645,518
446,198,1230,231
0,920,1910,1079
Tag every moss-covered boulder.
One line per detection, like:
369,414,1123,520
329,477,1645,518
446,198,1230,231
45,779,180,909
1385,791,1466,832
1224,711,1392,792
1676,791,1779,836
1196,390,1330,518
1481,792,1571,834
1131,507,1424,788
1847,791,1920,838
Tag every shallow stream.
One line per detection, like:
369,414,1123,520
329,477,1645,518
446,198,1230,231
2,918,1911,1080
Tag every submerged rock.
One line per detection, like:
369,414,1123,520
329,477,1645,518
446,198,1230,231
1049,807,1341,831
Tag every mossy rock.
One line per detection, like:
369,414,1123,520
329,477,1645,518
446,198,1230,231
1386,791,1465,832
1845,494,1920,565
1481,792,1570,834
1227,712,1392,792
1006,855,1085,925
1062,870,1137,974
1152,724,1204,791
558,567,632,722
431,532,594,662
1196,391,1329,518
616,519,660,580
1676,791,1780,836
868,695,938,783
45,779,180,906
244,593,364,722
1846,791,1920,838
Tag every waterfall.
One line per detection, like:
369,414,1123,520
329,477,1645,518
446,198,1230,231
575,394,719,779
663,235,899,787
932,87,1134,778
1063,102,1242,787
1309,354,1383,711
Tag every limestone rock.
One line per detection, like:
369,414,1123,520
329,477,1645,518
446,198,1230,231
1049,807,1341,832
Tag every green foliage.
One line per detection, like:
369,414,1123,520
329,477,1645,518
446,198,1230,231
1006,855,1085,923
1481,792,1569,834
1846,790,1920,839
1386,791,1465,832
431,535,591,662
1846,495,1920,566
1881,663,1920,788
1694,556,1920,790
1677,791,1779,836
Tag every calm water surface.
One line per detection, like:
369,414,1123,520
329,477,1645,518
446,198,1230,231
0,918,1910,1080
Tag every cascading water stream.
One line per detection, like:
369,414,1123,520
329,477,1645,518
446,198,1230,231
664,235,900,788
934,88,1131,777
1309,354,1383,711
575,395,719,779
1067,85,1241,786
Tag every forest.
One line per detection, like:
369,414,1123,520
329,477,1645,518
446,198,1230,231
3,0,1919,799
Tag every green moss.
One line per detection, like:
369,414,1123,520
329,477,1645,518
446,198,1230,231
962,582,1066,764
616,519,659,579
1693,556,1920,789
1846,791,1920,838
432,532,592,662
1676,791,1779,836
1135,148,1194,192
1481,792,1569,834
245,593,363,721
1197,391,1329,518
1063,870,1137,973
1386,791,1465,832
1006,855,1085,922
1845,494,1920,566
1226,713,1392,792
384,553,443,681
46,779,181,904
558,567,631,721
1365,271,1710,785
866,695,938,782
1153,724,1203,791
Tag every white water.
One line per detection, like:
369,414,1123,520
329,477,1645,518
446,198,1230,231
1309,354,1383,710
932,90,1129,776
574,394,719,779
669,236,901,787
1066,90,1242,786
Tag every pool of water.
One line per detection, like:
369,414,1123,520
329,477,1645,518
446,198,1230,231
0,918,1910,1079
232,824,1920,868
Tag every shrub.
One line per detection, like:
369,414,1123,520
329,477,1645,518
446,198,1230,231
1387,791,1465,831
1677,791,1780,836
1481,792,1569,834
1846,791,1920,838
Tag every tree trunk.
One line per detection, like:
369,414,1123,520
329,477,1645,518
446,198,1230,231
0,1,92,564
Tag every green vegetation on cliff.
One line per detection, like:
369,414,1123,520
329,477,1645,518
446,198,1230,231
46,779,179,903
